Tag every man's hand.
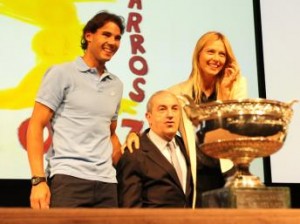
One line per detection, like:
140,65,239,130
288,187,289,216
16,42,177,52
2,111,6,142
30,182,51,209
121,132,140,153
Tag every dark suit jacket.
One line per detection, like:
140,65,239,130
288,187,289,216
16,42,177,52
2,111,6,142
117,129,193,208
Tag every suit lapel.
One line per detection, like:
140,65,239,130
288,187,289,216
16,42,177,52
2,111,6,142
140,132,183,191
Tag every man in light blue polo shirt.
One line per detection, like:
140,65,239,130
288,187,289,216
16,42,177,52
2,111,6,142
27,11,125,209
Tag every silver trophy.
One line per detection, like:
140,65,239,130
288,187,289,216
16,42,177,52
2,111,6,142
182,96,297,207
182,96,297,208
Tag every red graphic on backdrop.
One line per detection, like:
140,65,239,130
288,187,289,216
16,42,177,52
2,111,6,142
18,118,52,153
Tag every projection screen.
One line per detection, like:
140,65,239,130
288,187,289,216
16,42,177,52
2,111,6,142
0,0,263,180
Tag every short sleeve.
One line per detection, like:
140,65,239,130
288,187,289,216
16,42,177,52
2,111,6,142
36,66,70,111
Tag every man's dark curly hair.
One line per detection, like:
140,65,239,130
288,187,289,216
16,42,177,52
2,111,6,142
81,11,125,50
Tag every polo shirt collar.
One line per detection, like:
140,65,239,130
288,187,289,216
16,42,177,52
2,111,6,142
75,56,90,72
74,57,112,80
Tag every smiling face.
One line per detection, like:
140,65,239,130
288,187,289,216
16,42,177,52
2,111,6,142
84,21,122,66
198,39,227,79
146,91,181,141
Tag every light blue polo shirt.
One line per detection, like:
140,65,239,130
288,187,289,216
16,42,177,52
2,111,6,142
36,57,123,183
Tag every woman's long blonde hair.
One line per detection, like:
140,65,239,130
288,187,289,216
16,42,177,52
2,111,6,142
188,31,241,102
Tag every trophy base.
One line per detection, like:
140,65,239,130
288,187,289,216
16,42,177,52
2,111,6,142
202,186,290,208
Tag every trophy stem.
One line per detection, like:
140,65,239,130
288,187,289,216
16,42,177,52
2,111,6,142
225,162,265,188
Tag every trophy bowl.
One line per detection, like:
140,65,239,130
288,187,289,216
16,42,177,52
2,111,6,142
182,96,296,188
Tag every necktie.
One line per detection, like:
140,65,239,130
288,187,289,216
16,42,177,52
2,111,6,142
168,142,183,189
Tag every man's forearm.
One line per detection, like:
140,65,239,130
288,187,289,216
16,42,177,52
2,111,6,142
27,122,46,177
